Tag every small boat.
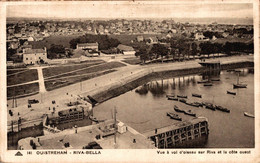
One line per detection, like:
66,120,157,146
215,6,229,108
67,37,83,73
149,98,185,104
204,102,216,111
211,78,220,81
167,112,182,121
215,105,230,113
227,69,235,72
177,95,187,98
233,84,247,88
197,80,208,84
166,94,175,98
204,83,213,86
227,90,236,95
244,112,254,118
174,105,185,113
194,102,203,107
184,110,196,117
186,102,200,107
179,99,187,103
192,93,202,98
233,73,247,88
89,115,98,122
234,70,242,73
168,96,178,101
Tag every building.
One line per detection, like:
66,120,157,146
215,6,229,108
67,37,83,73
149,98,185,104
136,36,144,42
22,47,47,65
195,33,205,40
117,44,136,55
76,42,99,51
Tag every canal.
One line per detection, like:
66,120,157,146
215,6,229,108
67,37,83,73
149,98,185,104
94,68,254,148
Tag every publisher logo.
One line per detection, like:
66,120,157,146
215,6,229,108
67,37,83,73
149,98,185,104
15,151,23,156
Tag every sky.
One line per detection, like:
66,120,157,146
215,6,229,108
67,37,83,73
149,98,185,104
6,2,253,19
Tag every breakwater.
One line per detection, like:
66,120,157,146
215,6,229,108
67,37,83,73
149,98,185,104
92,61,254,104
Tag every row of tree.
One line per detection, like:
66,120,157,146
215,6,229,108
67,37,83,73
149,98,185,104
136,39,254,63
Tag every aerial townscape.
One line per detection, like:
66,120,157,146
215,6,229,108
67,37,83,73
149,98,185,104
6,5,254,151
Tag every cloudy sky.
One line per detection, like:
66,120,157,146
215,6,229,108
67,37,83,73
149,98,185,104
7,2,253,19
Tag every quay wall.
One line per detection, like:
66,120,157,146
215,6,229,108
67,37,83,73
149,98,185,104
92,61,254,104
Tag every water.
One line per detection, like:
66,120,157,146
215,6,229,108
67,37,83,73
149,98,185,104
94,68,254,148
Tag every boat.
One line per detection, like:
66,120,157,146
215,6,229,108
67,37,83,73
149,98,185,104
194,102,203,107
174,105,185,113
244,112,254,118
204,102,216,111
177,95,187,98
167,112,182,121
184,110,196,117
168,96,178,101
204,83,213,86
233,73,247,88
211,78,220,81
197,80,208,84
227,69,235,72
89,115,99,122
227,90,236,95
186,102,200,107
179,99,187,103
234,70,242,73
192,93,202,98
215,105,230,113
166,94,175,98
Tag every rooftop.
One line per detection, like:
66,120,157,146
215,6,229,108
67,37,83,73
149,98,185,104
23,48,46,54
117,44,135,51
77,42,98,47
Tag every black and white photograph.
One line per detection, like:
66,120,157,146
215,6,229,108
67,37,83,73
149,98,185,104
0,0,259,162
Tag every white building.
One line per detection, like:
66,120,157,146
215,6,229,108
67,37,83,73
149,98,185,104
76,43,99,51
23,47,48,65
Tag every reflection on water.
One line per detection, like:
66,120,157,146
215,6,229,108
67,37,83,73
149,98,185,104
94,68,254,148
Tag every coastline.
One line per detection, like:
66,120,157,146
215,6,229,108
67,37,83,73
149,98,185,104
91,60,254,104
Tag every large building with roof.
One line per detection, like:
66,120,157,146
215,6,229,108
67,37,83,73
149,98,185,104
117,44,136,55
76,42,99,51
22,47,47,64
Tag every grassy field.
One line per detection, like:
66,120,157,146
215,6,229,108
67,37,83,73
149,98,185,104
7,69,38,86
7,69,29,75
7,83,39,98
45,69,116,91
46,62,126,80
29,34,83,49
42,60,105,78
121,57,141,65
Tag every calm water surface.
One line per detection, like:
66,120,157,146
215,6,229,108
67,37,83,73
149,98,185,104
94,68,254,148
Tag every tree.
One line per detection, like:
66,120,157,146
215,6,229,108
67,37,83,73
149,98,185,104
191,42,198,59
48,44,65,59
150,44,169,62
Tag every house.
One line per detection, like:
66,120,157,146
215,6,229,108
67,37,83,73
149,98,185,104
28,36,35,42
76,42,99,51
22,47,48,65
147,36,158,44
136,36,144,42
117,44,135,55
195,33,205,40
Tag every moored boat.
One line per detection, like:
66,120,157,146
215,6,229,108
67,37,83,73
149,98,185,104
167,112,182,121
177,95,187,98
204,83,213,86
168,96,178,101
194,102,203,107
192,93,202,98
197,80,208,84
233,84,247,88
204,102,216,111
174,105,185,113
211,78,220,81
184,110,196,117
186,102,200,107
233,73,247,88
179,99,187,103
244,112,254,118
215,105,230,113
227,90,236,95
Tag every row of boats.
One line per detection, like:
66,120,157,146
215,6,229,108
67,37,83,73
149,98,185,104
166,105,196,121
166,93,231,113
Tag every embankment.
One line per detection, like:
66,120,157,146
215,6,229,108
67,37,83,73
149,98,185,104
91,61,254,104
